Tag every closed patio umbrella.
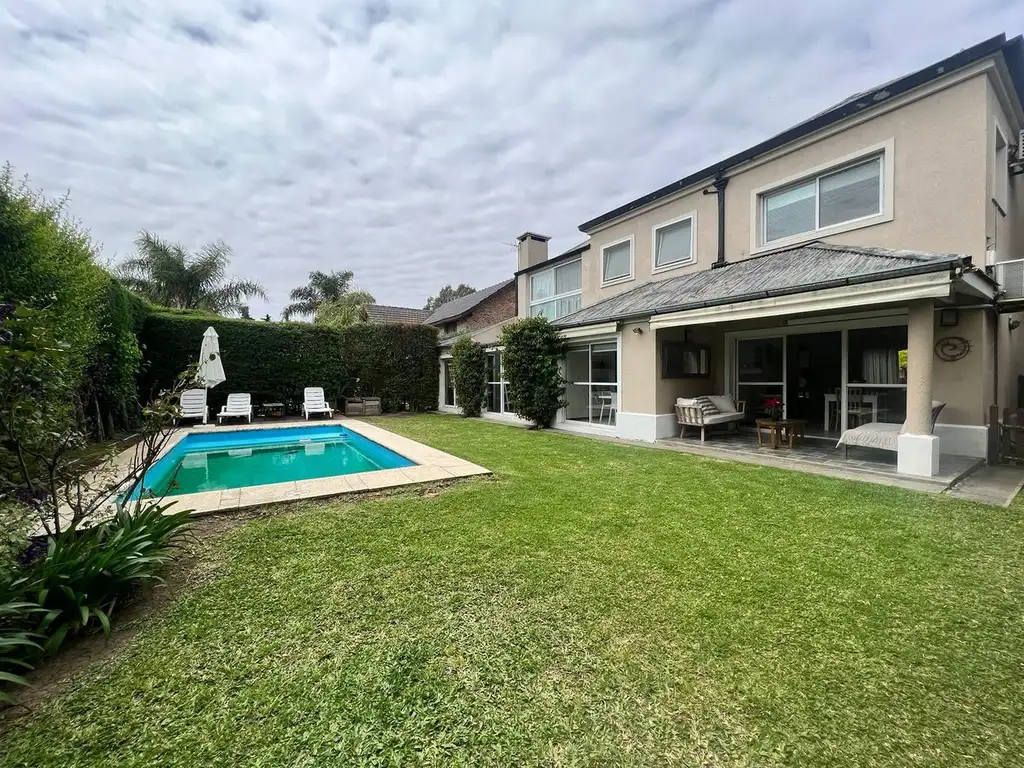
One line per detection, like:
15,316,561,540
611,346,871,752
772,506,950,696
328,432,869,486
198,327,226,388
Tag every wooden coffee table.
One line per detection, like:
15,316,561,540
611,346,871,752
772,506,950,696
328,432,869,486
755,418,807,449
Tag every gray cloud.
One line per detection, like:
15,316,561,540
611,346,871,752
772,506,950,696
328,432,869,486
2,0,1022,316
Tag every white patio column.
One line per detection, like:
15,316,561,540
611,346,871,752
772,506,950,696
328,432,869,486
897,300,940,476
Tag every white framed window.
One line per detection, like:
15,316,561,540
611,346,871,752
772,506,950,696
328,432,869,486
529,259,581,320
485,351,509,414
994,125,1009,214
600,236,633,285
761,156,882,244
652,213,695,272
750,141,894,253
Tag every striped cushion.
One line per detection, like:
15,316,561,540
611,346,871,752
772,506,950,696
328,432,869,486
693,396,720,417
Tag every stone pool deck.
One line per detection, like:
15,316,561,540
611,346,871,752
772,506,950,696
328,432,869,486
137,418,490,515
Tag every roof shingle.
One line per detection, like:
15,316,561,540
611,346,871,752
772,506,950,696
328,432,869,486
424,280,513,325
552,242,969,328
363,305,432,324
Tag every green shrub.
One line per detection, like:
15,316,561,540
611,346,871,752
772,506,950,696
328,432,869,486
0,598,42,704
16,502,192,655
0,166,146,437
499,317,567,428
139,313,438,413
450,336,487,417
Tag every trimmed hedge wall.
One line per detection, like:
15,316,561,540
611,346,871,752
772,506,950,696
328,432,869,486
138,313,438,413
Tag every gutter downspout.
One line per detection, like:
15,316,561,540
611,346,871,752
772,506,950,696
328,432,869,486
703,176,729,268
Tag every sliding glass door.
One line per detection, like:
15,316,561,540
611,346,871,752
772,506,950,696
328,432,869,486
564,342,618,426
736,337,784,421
485,352,508,415
844,326,907,429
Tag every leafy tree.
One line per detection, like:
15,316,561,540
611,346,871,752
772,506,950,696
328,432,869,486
239,305,251,320
283,270,358,321
115,231,266,315
314,290,377,328
450,335,487,417
424,283,475,311
499,316,566,428
262,313,272,322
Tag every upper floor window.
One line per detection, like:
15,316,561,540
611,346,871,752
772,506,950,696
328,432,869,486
652,214,695,272
530,259,581,320
601,237,633,285
994,126,1009,213
761,155,882,244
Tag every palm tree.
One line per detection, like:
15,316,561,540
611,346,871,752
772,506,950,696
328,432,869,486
283,270,356,320
314,290,377,328
116,231,266,315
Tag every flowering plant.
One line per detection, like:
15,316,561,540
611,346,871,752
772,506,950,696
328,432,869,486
764,397,784,419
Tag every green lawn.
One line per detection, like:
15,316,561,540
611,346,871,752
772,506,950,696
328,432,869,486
3,416,1023,767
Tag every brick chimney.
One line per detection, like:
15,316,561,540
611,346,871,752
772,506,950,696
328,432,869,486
516,232,550,271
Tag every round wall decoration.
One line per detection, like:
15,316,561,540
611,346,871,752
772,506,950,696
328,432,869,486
934,336,971,362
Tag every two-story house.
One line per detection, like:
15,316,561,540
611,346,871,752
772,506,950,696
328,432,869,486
431,280,520,416
512,33,1024,477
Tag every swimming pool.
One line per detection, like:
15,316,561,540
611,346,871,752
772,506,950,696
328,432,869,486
140,425,415,497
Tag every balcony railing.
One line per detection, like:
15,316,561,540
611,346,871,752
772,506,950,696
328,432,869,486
992,259,1024,301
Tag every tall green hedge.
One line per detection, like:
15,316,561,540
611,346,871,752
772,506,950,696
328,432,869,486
138,313,438,413
0,165,146,436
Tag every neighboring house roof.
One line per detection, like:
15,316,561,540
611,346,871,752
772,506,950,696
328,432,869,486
515,240,591,277
580,33,1024,232
438,319,509,349
552,243,973,328
364,305,432,324
424,280,514,325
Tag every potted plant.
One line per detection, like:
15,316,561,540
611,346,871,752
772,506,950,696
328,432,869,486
764,396,784,420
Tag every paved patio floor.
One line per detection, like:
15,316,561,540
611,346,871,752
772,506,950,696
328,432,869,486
652,430,981,494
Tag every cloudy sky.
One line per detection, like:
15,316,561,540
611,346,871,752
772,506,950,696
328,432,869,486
3,1,1023,317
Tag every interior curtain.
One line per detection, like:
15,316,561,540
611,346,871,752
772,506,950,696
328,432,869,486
863,348,898,384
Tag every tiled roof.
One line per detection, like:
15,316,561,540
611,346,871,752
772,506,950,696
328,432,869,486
553,242,969,328
363,305,432,324
424,280,514,325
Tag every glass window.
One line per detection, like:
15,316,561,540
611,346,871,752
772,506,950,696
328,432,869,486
530,271,554,302
529,259,581,320
764,181,816,242
654,218,693,269
554,261,581,294
602,241,632,282
762,155,882,243
485,351,507,414
565,342,618,426
442,360,455,406
737,337,784,383
819,159,881,227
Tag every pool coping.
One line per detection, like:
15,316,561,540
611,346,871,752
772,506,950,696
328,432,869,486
135,418,491,515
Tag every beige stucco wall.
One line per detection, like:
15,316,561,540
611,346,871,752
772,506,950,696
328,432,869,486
578,73,990,308
619,322,656,414
654,327,726,414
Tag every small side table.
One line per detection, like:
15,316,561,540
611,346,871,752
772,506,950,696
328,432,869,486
261,402,286,418
755,419,780,448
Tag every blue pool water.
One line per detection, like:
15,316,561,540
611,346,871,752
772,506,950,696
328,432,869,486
139,425,414,497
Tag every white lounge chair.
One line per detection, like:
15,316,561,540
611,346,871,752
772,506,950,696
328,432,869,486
303,387,334,420
217,393,253,424
837,401,945,456
178,389,208,424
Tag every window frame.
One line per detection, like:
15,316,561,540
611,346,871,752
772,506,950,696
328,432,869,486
750,139,894,253
528,257,582,320
651,212,697,274
599,235,635,287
